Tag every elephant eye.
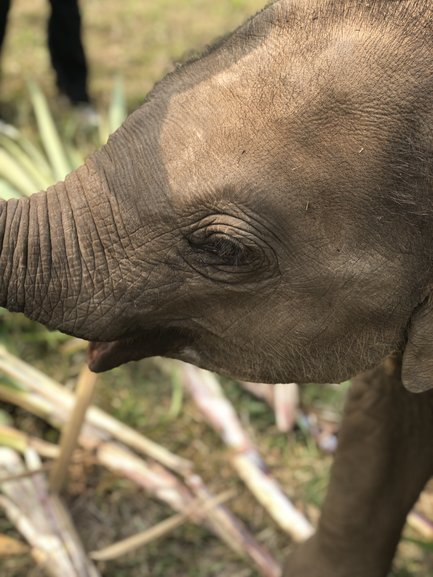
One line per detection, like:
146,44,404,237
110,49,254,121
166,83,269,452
184,215,279,284
190,233,247,266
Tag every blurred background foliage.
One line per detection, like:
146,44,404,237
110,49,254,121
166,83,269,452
0,1,431,576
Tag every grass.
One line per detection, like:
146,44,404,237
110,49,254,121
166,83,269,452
2,0,265,116
0,1,432,576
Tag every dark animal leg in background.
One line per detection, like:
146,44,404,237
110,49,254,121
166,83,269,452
47,0,89,105
0,0,11,59
284,355,433,577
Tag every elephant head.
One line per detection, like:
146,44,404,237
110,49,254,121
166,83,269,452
1,0,433,390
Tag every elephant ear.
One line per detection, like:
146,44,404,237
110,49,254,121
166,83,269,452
402,296,433,393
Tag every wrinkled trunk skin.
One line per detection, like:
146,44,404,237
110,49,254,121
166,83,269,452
0,161,126,341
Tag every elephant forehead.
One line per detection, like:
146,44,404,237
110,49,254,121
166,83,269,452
159,25,405,195
160,50,271,178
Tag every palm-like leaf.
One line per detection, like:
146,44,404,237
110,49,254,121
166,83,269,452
0,79,127,199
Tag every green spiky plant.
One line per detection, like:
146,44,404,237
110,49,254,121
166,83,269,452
0,76,128,348
0,76,127,200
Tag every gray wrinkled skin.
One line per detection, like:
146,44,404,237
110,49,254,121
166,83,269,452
0,0,433,387
286,356,433,577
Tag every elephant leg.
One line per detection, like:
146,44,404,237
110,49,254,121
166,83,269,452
284,355,433,577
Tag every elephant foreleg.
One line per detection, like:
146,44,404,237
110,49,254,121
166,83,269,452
284,355,433,577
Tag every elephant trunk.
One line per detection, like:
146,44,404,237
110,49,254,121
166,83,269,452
0,161,125,341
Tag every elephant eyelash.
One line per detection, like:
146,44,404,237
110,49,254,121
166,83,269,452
188,234,247,267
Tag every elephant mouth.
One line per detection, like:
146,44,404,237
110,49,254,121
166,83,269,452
88,327,194,372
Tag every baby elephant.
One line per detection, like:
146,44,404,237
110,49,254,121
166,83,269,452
0,1,432,575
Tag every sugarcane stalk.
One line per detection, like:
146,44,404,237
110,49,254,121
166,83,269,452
185,473,282,577
239,381,338,453
96,440,281,577
0,346,191,474
0,464,51,484
90,489,235,562
240,381,300,432
274,382,299,432
0,426,280,575
0,348,281,576
49,366,97,494
0,424,59,458
0,448,100,577
179,363,315,542
240,381,274,406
